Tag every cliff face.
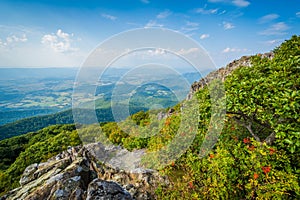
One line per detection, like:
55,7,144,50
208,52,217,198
1,143,168,200
187,52,274,99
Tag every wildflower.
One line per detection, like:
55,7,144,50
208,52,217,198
269,148,276,155
248,145,255,151
188,181,194,189
262,166,271,174
243,138,250,144
171,161,175,167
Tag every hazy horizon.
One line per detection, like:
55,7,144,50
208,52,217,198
0,0,299,68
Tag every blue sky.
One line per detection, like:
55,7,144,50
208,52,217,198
0,0,299,68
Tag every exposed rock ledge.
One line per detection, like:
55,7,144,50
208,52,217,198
187,52,274,100
1,143,169,200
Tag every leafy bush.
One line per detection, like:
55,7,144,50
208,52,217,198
154,35,300,199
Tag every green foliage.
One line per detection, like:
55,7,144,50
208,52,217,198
0,107,144,141
0,101,153,141
0,110,75,140
0,124,81,195
131,111,150,125
146,114,181,152
100,112,153,150
122,137,150,151
154,35,300,199
226,35,300,154
156,117,299,199
0,124,75,171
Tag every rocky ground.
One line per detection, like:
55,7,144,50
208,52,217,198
1,143,168,200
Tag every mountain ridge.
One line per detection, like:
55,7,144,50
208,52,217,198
187,51,274,99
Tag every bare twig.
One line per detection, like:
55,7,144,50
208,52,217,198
264,132,276,145
232,116,261,142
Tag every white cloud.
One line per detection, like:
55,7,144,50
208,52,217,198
259,22,289,36
222,47,248,53
222,47,232,53
263,39,282,46
101,13,117,21
7,34,27,43
180,27,199,33
0,34,28,48
141,0,150,4
232,0,250,7
223,22,235,30
208,0,250,7
144,20,164,28
218,10,226,15
147,48,166,56
157,10,172,19
176,48,199,55
196,7,219,15
296,12,300,17
200,34,210,39
258,14,279,24
41,29,78,53
180,21,200,33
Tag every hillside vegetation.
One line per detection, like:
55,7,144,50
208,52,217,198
0,106,147,140
0,124,82,194
0,35,299,199
152,35,300,199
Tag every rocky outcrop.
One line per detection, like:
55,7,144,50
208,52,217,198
1,144,168,200
187,52,274,99
157,108,176,120
87,179,132,200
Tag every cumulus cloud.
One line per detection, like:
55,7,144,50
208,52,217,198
101,13,117,21
259,22,289,36
200,34,210,39
222,47,248,53
0,34,27,47
7,35,28,43
223,22,235,30
258,14,279,24
147,48,166,56
157,10,172,19
41,29,78,53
